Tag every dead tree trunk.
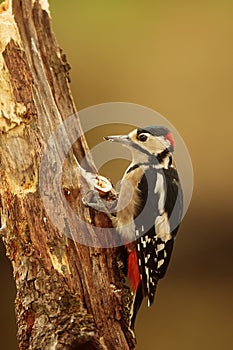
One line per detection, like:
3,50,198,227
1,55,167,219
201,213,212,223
0,1,134,349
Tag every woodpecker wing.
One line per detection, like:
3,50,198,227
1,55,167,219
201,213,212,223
136,164,183,306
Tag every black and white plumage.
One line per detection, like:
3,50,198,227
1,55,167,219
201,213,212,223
105,125,183,329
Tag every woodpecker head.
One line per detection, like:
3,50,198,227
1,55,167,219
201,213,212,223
104,126,174,164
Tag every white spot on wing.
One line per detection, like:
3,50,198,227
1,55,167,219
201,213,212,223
158,259,164,268
142,239,147,248
145,266,150,291
157,243,165,251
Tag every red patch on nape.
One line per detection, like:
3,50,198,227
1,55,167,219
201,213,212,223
164,131,175,149
127,250,141,292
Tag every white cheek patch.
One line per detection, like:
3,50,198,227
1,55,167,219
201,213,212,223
157,136,171,149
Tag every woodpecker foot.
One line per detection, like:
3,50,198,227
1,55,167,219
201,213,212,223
82,190,115,221
82,190,108,212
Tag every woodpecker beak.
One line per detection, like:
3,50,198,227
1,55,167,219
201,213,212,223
104,135,131,145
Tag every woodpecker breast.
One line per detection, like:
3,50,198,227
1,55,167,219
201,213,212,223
116,165,146,243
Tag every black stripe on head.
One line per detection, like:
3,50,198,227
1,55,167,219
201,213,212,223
137,126,169,138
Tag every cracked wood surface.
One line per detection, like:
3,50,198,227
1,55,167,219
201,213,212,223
0,1,134,349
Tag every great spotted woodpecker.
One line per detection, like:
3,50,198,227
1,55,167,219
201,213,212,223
104,126,183,329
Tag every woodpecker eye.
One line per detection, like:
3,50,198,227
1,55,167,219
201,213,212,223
138,134,148,142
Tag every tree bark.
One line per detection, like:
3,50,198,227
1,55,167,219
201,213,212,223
0,1,135,349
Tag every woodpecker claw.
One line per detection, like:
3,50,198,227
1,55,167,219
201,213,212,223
82,190,115,222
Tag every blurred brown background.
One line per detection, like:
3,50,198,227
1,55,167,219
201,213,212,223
1,1,233,349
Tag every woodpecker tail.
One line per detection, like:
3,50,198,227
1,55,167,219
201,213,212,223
130,283,143,330
125,249,143,329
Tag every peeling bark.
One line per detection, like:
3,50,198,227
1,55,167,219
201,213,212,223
0,1,135,349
